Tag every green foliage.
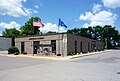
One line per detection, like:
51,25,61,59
20,17,41,36
1,16,120,50
2,28,20,38
2,28,20,46
8,46,19,54
68,52,76,56
46,31,57,34
67,25,120,49
57,54,61,56
23,51,27,55
14,52,19,55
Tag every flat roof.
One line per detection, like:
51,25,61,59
15,32,101,43
0,36,11,38
16,32,67,38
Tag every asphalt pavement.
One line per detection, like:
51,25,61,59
71,50,120,63
0,56,53,71
0,50,120,81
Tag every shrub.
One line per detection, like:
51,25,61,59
8,46,19,54
23,51,27,55
57,54,61,56
68,52,76,56
14,52,19,55
8,52,10,54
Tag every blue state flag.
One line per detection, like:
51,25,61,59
58,18,67,28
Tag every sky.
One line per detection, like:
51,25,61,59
0,0,120,35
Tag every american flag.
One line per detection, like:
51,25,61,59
33,19,44,27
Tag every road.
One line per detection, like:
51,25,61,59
0,50,120,81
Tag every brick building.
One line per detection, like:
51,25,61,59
15,33,104,56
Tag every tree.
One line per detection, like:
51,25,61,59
92,25,103,40
67,28,81,36
80,28,92,38
67,27,92,39
101,25,120,49
67,25,120,49
46,31,57,34
20,17,41,36
2,28,20,46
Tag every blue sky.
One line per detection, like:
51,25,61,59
0,0,120,35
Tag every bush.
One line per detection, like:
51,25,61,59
14,52,19,55
8,46,19,54
67,52,76,56
57,54,61,56
23,51,27,55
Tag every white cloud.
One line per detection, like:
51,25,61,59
0,21,20,30
35,5,39,9
0,0,32,17
80,12,94,21
79,4,117,28
40,22,67,33
33,10,38,13
102,0,120,8
92,4,102,13
0,33,2,36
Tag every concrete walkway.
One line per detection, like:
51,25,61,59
0,51,8,54
0,50,107,60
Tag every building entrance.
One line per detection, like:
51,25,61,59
33,41,39,54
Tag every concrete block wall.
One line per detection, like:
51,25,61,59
15,33,104,56
67,33,104,55
0,37,11,51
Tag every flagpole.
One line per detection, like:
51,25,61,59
57,18,67,56
58,25,60,56
33,17,34,56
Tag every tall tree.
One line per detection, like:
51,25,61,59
67,25,120,49
2,28,20,46
92,25,103,40
67,27,93,39
46,31,57,34
101,25,120,48
20,17,41,36
67,28,80,35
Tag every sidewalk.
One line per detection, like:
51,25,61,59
15,51,106,60
0,51,107,60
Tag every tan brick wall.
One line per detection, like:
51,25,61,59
15,33,67,55
67,34,104,55
15,33,103,56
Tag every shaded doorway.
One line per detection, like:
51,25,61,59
75,40,77,54
88,43,90,52
21,42,25,53
51,40,56,54
33,41,39,54
80,41,82,53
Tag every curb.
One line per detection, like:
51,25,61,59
70,52,100,59
69,51,107,59
16,55,57,60
0,51,107,60
16,51,103,60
